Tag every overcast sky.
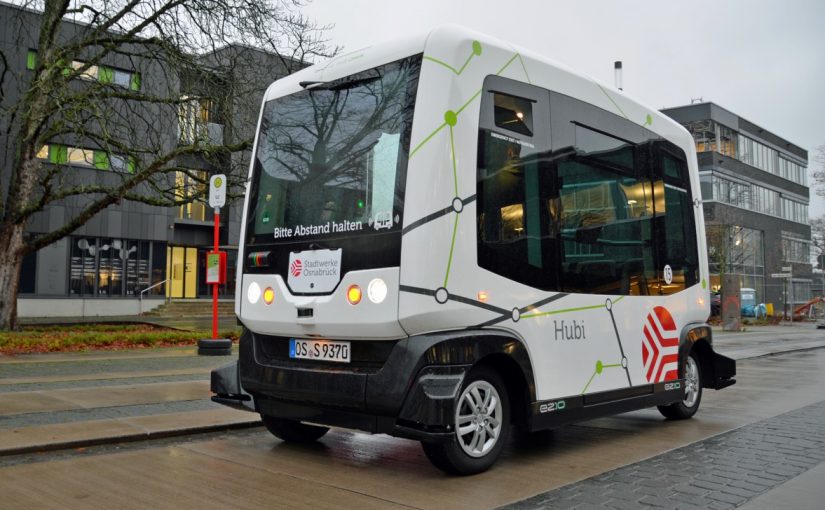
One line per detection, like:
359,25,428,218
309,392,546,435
303,0,825,215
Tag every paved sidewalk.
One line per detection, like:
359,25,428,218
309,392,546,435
710,323,825,359
739,462,825,510
0,346,259,457
500,399,825,510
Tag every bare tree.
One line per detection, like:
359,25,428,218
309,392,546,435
811,216,825,267
706,223,747,290
811,143,825,197
0,0,335,329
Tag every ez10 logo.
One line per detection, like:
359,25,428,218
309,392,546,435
539,400,566,413
290,259,303,277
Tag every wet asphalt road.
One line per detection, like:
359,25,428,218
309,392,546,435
1,327,824,509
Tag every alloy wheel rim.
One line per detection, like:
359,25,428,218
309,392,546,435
455,380,503,458
683,356,699,408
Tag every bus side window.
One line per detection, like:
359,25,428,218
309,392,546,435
654,149,699,294
477,77,554,290
556,124,658,295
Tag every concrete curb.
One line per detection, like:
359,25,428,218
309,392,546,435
1,417,261,457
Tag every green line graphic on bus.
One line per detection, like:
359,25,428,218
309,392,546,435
581,359,624,394
412,41,531,287
410,44,528,158
422,40,483,75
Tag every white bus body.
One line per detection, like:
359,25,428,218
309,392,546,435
212,25,736,474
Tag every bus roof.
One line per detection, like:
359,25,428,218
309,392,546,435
261,25,692,150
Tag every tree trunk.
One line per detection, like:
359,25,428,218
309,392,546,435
0,222,26,330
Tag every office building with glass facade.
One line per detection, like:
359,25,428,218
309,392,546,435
661,102,811,308
1,3,296,317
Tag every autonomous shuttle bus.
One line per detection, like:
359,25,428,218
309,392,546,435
211,25,736,474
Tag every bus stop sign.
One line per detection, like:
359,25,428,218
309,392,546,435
209,174,226,209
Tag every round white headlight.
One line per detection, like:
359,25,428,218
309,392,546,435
367,278,388,304
247,281,261,304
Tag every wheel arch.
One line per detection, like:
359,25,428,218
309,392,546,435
678,323,736,389
474,352,531,430
416,329,537,403
395,329,536,433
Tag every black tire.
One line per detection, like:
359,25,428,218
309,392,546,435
658,350,702,420
260,414,329,443
421,366,510,475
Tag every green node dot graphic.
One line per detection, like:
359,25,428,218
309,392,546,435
472,40,482,56
444,110,458,126
596,360,604,374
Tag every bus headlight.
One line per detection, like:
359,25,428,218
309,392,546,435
247,282,261,304
347,285,362,305
367,278,387,304
263,287,275,305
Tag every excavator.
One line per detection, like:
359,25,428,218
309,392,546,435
790,296,825,324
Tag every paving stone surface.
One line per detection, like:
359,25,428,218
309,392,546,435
499,399,825,510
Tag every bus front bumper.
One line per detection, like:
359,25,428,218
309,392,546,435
210,330,471,442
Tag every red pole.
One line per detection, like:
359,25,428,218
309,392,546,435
212,208,219,339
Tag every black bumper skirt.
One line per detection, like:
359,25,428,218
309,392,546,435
210,329,488,440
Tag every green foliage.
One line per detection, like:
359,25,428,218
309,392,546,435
0,324,240,353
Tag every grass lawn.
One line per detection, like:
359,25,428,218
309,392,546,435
0,324,241,355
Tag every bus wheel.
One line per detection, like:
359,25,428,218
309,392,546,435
657,350,702,420
421,366,510,475
260,414,329,443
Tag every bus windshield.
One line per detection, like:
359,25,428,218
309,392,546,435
245,55,422,248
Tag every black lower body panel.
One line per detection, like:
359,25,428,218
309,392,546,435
708,351,736,389
530,382,685,431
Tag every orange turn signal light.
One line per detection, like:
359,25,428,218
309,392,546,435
263,287,275,305
347,285,362,305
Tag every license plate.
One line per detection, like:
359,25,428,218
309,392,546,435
289,338,351,363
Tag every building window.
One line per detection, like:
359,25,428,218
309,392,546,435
737,133,778,175
26,50,140,90
778,156,807,186
178,96,223,145
36,144,135,172
19,234,38,294
150,242,167,295
176,170,207,221
708,174,807,224
70,237,97,296
782,235,811,264
711,175,752,208
791,280,812,306
69,236,164,296
26,49,37,70
707,225,765,302
684,120,716,153
717,124,737,158
684,119,807,186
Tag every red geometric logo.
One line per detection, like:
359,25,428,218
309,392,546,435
290,259,303,277
642,306,679,383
